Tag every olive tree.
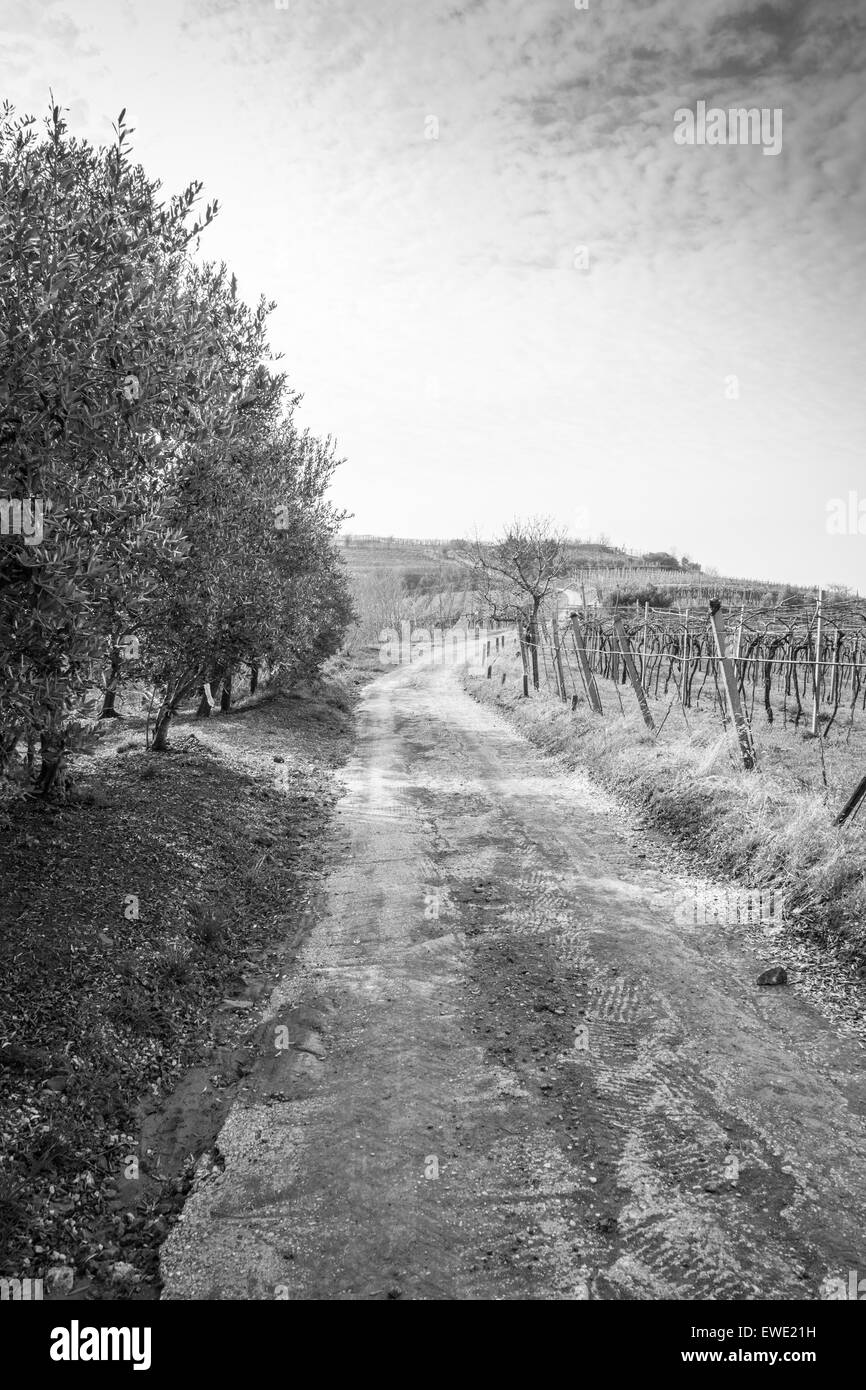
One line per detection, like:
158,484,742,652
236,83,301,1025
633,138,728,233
0,102,231,788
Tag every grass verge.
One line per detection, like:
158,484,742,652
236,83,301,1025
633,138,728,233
464,653,866,972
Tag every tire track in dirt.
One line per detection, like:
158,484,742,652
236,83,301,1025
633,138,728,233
161,662,866,1300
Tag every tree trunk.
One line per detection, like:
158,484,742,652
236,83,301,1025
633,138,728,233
196,667,223,718
220,667,232,712
152,703,174,750
100,648,122,719
100,686,120,718
152,677,195,751
195,669,223,722
33,723,65,795
249,662,259,696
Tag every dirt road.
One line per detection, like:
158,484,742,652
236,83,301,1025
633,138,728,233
161,662,866,1300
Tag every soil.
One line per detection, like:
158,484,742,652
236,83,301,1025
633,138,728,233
159,661,866,1300
0,656,375,1299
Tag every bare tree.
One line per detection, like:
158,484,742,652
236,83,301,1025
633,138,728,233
460,517,571,689
350,567,409,644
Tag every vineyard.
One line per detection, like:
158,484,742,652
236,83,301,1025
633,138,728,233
468,587,866,824
558,565,823,605
543,594,866,737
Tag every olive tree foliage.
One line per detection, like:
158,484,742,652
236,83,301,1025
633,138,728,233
0,102,354,784
0,103,233,784
101,263,277,726
144,369,355,748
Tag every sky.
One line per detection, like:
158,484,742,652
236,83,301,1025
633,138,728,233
2,0,865,588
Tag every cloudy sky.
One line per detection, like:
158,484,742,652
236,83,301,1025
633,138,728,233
3,0,865,587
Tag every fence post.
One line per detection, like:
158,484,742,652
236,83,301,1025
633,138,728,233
683,607,691,709
708,602,756,770
836,770,866,826
613,617,655,731
570,612,603,713
641,601,649,684
735,603,745,673
811,586,824,736
517,618,530,698
552,619,568,703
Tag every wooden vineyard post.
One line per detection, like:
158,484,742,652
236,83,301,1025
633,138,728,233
545,619,557,697
552,619,568,703
811,586,824,736
682,607,691,709
830,627,841,707
524,614,539,690
835,771,866,827
517,618,530,698
641,601,649,684
612,617,655,731
735,603,745,675
569,612,603,714
538,617,553,693
708,602,756,770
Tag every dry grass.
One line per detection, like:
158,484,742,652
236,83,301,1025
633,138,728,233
465,650,866,969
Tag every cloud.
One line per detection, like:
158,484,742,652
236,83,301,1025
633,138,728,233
1,0,864,583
